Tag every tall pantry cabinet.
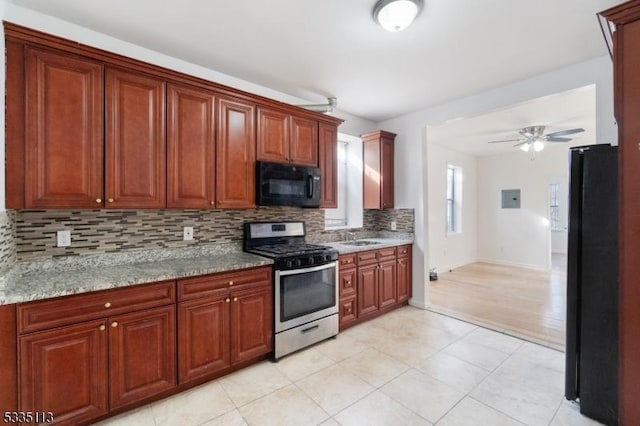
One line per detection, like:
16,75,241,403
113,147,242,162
599,1,640,424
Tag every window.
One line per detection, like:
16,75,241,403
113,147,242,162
447,165,462,234
324,133,363,229
550,182,561,231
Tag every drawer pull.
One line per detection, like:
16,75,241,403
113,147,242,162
210,201,215,206
233,297,238,302
95,198,102,203
107,198,114,203
346,280,351,285
104,302,111,308
111,321,118,328
301,324,319,334
226,298,230,303
99,325,106,331
229,281,234,286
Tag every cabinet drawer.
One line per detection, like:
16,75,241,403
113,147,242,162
397,245,411,258
339,296,357,325
377,247,397,262
339,254,356,269
357,250,378,266
178,266,271,301
18,280,176,334
339,269,357,298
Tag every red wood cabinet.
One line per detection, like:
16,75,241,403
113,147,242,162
19,320,109,425
17,281,176,424
362,130,395,209
105,68,166,208
256,107,318,167
598,3,640,424
109,305,176,409
216,96,256,208
24,47,104,208
319,123,338,208
378,260,397,309
396,245,412,303
167,83,216,208
358,263,379,318
177,267,272,384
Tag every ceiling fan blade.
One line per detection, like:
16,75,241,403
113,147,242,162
487,138,524,144
545,137,572,142
513,141,529,147
545,128,584,138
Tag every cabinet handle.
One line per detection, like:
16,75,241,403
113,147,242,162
210,201,215,206
107,198,114,203
111,321,118,328
104,302,111,308
99,325,106,331
233,297,238,302
229,281,234,286
95,198,102,203
346,280,351,285
225,298,230,303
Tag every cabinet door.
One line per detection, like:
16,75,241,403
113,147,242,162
381,138,395,209
20,320,108,424
25,47,104,208
319,123,338,208
178,296,230,383
106,68,166,208
397,248,412,303
230,286,273,364
257,107,289,163
363,140,382,209
109,305,176,409
339,269,357,298
339,296,357,328
358,263,379,317
167,84,216,208
290,116,318,166
216,96,256,208
378,260,397,309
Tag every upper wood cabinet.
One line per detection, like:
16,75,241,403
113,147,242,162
24,47,104,208
216,96,256,208
257,107,318,167
319,122,338,208
167,84,216,208
105,68,166,208
362,130,396,209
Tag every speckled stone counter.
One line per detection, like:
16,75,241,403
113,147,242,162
322,234,414,254
0,244,273,305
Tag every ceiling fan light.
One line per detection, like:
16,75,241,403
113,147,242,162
373,0,422,32
520,143,531,152
533,140,545,152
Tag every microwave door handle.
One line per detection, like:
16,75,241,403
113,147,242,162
306,175,314,198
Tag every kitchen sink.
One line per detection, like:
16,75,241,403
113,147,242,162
342,240,380,246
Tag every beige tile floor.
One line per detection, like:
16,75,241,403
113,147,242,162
95,307,602,426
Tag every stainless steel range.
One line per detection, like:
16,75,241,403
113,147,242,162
243,221,339,359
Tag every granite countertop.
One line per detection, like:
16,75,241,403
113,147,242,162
0,235,414,305
322,235,414,254
0,246,273,305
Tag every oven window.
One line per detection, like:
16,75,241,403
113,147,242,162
267,178,306,197
280,267,336,322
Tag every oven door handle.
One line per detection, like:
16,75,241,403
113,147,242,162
277,261,336,276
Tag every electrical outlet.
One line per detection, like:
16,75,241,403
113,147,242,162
57,230,71,247
183,226,194,241
390,221,397,231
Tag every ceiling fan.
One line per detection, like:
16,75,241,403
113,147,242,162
488,125,585,152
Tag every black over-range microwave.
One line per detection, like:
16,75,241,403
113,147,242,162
256,161,321,207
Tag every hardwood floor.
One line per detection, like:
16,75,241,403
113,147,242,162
428,259,566,350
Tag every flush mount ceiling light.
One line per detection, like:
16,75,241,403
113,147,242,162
373,0,423,32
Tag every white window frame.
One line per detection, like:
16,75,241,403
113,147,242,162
447,164,462,235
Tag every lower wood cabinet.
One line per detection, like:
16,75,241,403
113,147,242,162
339,244,412,330
18,281,176,425
177,266,273,384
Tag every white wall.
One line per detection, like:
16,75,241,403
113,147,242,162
426,143,477,272
476,143,575,270
379,56,615,307
0,4,376,211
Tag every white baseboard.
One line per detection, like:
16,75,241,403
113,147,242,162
475,257,549,271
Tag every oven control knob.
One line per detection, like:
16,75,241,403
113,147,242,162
295,259,302,267
324,254,332,262
286,260,293,269
308,256,315,265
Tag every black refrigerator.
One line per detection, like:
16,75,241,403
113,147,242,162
565,144,618,425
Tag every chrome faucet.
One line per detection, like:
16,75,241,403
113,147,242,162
345,231,357,242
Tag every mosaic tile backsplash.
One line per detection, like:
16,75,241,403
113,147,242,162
11,207,414,262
